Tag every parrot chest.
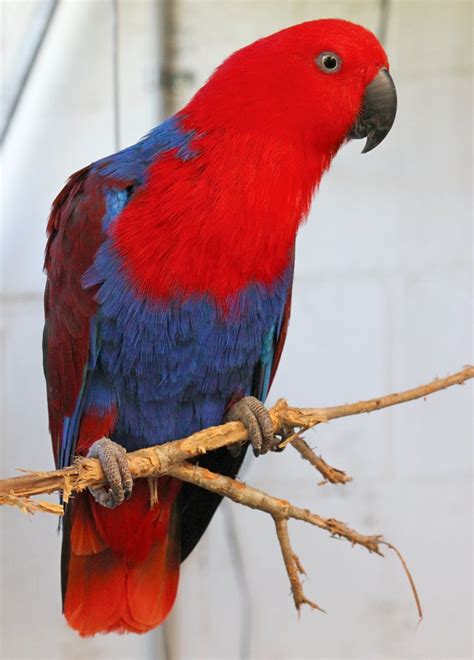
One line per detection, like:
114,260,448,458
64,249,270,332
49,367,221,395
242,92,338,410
82,241,291,451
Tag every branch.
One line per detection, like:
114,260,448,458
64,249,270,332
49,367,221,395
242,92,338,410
0,366,470,619
0,366,471,500
167,461,421,619
0,492,63,515
167,462,382,553
277,365,474,427
291,437,352,485
274,518,324,612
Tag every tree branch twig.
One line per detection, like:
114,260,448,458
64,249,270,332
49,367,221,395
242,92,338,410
274,517,324,612
291,437,352,485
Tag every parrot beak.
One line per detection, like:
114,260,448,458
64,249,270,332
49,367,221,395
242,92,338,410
348,68,397,153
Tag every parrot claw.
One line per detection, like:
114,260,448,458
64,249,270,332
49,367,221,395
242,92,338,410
226,396,278,456
87,438,133,508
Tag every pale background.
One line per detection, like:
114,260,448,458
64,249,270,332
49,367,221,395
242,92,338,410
0,1,472,659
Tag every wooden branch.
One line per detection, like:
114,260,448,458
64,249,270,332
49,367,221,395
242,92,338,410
167,462,382,554
278,365,474,428
291,437,352,485
274,518,323,612
0,366,471,501
381,541,423,620
167,462,420,618
1,367,461,619
0,492,63,515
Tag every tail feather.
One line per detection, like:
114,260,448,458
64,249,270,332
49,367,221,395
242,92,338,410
63,477,181,636
70,492,106,555
65,550,127,635
126,529,180,631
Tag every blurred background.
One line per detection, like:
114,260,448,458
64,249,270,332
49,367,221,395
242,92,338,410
0,1,472,658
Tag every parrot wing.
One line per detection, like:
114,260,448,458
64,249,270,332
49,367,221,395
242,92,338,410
45,166,182,635
251,261,294,403
44,166,134,468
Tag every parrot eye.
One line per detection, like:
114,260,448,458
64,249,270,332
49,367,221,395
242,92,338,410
316,52,341,74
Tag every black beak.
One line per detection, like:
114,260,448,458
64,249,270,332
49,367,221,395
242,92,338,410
349,68,397,153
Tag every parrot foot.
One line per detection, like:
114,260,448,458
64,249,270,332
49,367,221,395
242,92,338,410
87,438,133,508
226,396,278,456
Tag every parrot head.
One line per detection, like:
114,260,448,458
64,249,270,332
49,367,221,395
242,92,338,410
185,18,397,156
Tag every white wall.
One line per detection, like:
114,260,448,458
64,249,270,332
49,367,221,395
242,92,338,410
1,1,472,659
1,1,165,657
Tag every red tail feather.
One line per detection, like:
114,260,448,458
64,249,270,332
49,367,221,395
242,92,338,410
64,478,181,635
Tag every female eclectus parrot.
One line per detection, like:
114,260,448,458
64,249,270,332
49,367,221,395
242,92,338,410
43,19,396,635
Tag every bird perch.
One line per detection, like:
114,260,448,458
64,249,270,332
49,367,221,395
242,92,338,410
1,366,472,619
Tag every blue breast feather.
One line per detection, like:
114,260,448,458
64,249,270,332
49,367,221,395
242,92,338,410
60,117,291,464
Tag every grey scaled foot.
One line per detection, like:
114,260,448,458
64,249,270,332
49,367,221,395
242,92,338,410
87,438,133,508
226,395,278,456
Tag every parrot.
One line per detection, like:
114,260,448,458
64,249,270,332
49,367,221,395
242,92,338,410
43,18,397,635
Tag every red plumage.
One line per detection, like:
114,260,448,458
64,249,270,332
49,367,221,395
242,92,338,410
65,479,180,635
44,167,98,460
113,136,320,303
75,410,117,455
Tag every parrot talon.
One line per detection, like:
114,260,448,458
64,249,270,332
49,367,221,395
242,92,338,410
87,438,133,508
225,396,277,456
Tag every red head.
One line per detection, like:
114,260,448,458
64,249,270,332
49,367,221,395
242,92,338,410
184,19,396,155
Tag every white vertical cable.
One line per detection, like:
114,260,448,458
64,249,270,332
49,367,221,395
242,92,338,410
222,500,253,660
1,0,59,144
112,0,121,151
378,0,391,46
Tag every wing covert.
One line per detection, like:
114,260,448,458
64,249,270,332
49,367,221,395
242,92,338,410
43,167,132,466
251,261,294,403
